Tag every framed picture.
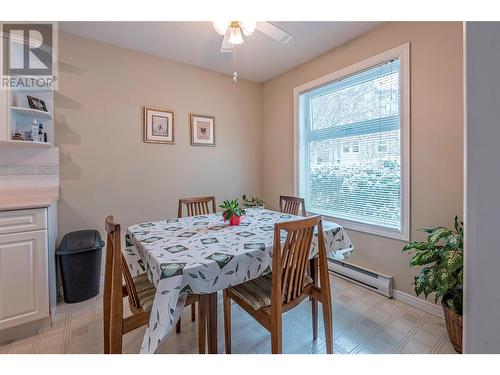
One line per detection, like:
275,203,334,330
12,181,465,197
27,95,48,112
190,114,215,147
143,107,174,144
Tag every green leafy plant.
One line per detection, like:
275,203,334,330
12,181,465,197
220,199,246,221
402,216,463,315
242,194,265,208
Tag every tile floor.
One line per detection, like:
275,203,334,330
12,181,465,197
0,275,456,354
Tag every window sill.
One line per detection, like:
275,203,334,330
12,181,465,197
307,210,409,241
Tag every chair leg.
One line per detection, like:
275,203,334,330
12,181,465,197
109,329,123,354
176,318,181,334
103,297,110,354
198,296,207,354
310,258,319,340
308,259,313,302
109,301,123,354
191,303,196,322
270,312,282,354
223,290,232,354
322,299,333,354
312,298,318,340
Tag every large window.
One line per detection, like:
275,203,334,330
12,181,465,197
295,45,409,240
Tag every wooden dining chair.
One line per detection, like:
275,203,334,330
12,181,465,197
176,196,216,333
103,215,204,354
223,215,333,354
178,196,217,218
279,195,306,217
280,195,313,301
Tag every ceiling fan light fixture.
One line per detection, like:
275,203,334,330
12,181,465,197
240,21,256,36
213,20,229,35
229,26,244,45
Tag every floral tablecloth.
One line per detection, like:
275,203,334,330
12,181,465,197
125,208,354,353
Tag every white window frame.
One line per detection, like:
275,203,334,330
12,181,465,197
293,43,410,241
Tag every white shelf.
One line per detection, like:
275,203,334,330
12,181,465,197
2,85,54,146
6,140,53,147
10,106,53,119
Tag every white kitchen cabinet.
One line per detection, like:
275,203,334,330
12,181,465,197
0,209,49,331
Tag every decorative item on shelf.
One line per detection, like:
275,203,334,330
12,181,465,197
27,95,48,112
31,119,39,142
38,123,44,142
242,194,265,209
190,114,215,146
143,106,174,144
12,132,24,141
402,216,463,353
220,199,246,226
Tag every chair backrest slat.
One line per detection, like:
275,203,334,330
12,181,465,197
178,196,217,218
272,216,323,305
104,216,141,312
279,195,306,217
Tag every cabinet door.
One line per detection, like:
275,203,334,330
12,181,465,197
0,230,49,330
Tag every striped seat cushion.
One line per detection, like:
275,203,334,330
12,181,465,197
132,273,156,312
229,273,312,311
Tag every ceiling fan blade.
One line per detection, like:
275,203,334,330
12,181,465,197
256,22,293,44
221,29,234,53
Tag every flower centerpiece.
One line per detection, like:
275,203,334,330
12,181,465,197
220,199,246,226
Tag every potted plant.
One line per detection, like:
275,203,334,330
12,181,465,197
242,194,265,209
220,199,246,226
402,216,463,353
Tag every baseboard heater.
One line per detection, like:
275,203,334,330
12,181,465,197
328,259,394,298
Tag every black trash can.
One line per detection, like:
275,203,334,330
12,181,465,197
57,230,104,303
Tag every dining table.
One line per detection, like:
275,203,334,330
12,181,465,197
125,207,354,354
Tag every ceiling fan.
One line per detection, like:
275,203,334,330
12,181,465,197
213,21,293,53
212,21,293,82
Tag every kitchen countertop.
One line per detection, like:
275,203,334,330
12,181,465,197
0,186,59,211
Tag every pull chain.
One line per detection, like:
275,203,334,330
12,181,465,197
232,46,238,83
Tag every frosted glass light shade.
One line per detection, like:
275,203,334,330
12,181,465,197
213,21,229,35
229,27,244,45
240,21,256,36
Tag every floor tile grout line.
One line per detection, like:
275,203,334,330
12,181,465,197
62,303,72,353
332,288,383,339
351,303,410,353
90,297,95,353
90,297,98,353
392,313,429,353
31,329,43,353
431,330,450,354
391,312,430,353
352,303,410,353
1,340,12,354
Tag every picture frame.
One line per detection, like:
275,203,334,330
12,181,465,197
143,106,174,144
27,95,48,112
190,114,215,147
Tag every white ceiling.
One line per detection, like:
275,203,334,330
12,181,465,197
59,22,382,83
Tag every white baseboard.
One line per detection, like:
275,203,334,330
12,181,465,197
393,289,444,319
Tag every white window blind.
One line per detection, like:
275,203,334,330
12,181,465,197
298,57,405,236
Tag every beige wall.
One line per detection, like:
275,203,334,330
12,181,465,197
261,22,463,295
55,32,262,239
